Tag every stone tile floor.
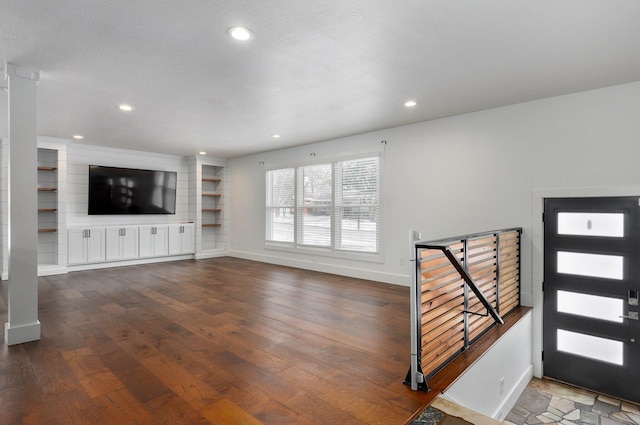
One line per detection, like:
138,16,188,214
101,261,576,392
506,378,640,425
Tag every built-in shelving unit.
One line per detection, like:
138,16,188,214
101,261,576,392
34,139,68,276
37,148,59,264
201,166,223,238
188,156,228,258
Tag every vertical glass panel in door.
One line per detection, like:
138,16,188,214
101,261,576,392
557,213,624,237
557,329,623,365
557,251,624,280
557,290,623,323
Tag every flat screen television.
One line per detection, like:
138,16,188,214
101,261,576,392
88,165,177,215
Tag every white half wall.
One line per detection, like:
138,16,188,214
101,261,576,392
440,310,533,421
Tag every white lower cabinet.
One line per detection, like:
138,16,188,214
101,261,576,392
68,228,105,265
68,223,194,267
105,226,139,262
168,224,195,255
139,225,169,258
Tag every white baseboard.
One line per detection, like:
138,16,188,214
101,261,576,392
195,249,228,260
228,249,409,286
67,254,195,272
4,320,41,345
38,264,68,277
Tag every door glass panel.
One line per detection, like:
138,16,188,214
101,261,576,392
557,251,624,280
557,290,623,323
557,329,623,365
557,213,624,237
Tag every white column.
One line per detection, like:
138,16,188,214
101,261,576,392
4,63,40,345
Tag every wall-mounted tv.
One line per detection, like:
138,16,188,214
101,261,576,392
88,165,177,215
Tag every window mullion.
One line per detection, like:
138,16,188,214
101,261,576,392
294,166,300,248
332,161,339,251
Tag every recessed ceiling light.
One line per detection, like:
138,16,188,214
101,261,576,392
404,100,417,107
72,135,84,140
227,26,254,41
118,104,134,112
199,151,207,155
271,134,281,139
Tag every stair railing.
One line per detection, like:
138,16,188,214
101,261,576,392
406,228,521,391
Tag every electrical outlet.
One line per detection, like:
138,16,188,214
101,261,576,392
400,257,405,265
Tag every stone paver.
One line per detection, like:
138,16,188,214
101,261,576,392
508,379,640,425
563,409,580,421
549,396,575,414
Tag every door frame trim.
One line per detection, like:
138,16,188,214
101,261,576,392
532,186,640,378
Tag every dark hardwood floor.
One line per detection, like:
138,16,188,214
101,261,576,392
1,257,430,424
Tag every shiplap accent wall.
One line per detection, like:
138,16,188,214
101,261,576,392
66,144,190,227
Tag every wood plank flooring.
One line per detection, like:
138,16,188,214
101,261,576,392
0,257,430,424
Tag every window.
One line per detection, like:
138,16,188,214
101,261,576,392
266,168,294,243
266,156,380,257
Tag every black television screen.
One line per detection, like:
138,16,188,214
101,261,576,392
88,165,177,215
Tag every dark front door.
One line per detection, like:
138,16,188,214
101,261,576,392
543,196,640,402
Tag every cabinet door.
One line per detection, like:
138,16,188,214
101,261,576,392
86,228,105,263
105,227,123,261
168,225,183,256
181,224,195,254
68,229,87,265
152,226,169,256
138,226,154,258
121,227,139,260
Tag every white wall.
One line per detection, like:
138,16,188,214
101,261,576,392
66,143,190,227
229,80,640,292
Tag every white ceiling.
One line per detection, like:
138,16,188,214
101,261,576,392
2,0,640,158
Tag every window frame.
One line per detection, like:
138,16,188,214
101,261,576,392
265,153,383,264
